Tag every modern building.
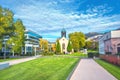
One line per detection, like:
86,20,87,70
24,30,42,55
58,28,69,53
99,30,120,54
1,36,11,55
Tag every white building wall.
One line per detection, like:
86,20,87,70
111,30,120,38
59,37,68,53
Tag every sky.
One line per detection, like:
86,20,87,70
0,0,120,42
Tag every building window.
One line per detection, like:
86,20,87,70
117,43,120,53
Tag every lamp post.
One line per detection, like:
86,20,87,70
12,43,15,56
3,41,6,59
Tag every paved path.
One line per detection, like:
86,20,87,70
70,59,117,80
1,55,41,66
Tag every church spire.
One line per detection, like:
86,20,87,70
61,28,66,38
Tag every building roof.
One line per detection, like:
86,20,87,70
61,28,66,32
25,30,42,38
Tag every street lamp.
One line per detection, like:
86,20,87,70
3,41,6,59
12,43,15,56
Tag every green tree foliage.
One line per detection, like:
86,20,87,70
56,40,61,54
67,41,72,52
0,6,25,55
85,40,92,49
69,32,85,52
7,19,25,54
85,40,98,50
40,39,48,53
0,6,14,49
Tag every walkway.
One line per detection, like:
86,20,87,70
2,55,41,66
70,59,117,80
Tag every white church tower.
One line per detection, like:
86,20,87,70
59,28,68,54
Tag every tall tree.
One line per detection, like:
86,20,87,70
39,39,48,53
51,43,56,52
7,19,25,55
67,41,72,52
85,40,92,49
85,40,98,50
0,6,14,49
56,40,61,54
69,32,85,52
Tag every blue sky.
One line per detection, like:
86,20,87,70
0,0,120,42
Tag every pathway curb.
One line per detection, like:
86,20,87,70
66,57,81,80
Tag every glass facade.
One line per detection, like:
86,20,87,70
24,30,42,55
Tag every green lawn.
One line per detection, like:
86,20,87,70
95,59,120,79
0,56,79,80
0,58,20,62
65,52,87,57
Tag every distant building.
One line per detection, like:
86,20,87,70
58,28,69,53
99,30,120,54
87,35,103,42
24,30,42,55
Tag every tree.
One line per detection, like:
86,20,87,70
51,43,56,52
56,40,61,54
0,6,14,49
85,40,92,49
67,41,72,52
85,40,98,50
69,32,85,52
39,39,48,53
7,19,25,55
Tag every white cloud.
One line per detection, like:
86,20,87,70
13,0,120,42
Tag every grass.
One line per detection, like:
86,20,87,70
0,56,80,80
95,59,120,79
65,52,88,57
0,58,20,62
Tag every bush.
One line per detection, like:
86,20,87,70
0,52,11,59
21,52,34,56
88,52,94,58
88,52,99,58
116,53,120,56
106,52,112,55
55,52,64,55
42,52,54,56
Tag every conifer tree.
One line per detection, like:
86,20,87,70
67,41,72,52
56,40,61,54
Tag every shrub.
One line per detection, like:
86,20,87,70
88,52,94,58
88,52,99,58
106,52,112,55
116,53,120,56
55,51,64,55
42,52,54,56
